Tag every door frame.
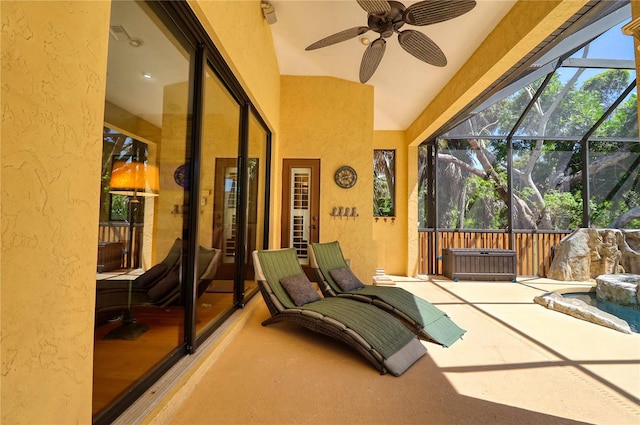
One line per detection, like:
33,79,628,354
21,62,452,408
281,158,321,279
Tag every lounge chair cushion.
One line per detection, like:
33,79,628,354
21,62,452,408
147,269,180,302
280,274,321,306
312,241,467,348
329,267,364,291
134,264,168,289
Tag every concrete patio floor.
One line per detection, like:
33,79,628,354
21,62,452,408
135,276,640,424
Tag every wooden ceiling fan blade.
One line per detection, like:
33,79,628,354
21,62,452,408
359,39,386,83
404,0,476,26
398,30,447,67
306,26,370,51
357,0,392,14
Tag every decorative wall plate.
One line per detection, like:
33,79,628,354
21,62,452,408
334,165,357,188
174,164,189,188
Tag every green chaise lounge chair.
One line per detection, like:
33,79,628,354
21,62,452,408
95,245,222,326
253,248,426,376
309,241,466,348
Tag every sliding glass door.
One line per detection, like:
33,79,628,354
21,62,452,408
94,0,194,420
94,1,272,422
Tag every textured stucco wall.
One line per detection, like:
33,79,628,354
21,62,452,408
187,0,280,134
280,76,376,280
372,131,408,275
1,1,111,423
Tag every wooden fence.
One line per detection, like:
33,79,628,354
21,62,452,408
419,229,571,277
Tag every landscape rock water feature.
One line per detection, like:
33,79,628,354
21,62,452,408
534,291,633,333
548,228,640,281
595,273,640,306
534,274,639,334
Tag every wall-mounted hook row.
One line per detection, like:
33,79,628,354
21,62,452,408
330,206,358,218
374,216,396,224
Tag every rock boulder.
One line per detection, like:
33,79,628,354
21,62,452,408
595,274,640,306
548,228,640,281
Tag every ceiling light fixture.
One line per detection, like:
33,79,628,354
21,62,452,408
128,38,143,48
142,73,152,79
359,36,370,46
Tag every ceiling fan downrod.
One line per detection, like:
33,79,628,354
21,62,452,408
367,1,406,38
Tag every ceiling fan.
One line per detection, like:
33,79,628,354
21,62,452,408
305,0,477,83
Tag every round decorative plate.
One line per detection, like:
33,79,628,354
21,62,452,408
334,165,357,189
174,164,189,188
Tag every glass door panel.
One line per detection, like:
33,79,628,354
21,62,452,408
94,0,193,418
244,112,268,299
195,66,240,337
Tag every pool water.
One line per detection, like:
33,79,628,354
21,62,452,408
564,292,640,333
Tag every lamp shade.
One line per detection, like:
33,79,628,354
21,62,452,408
109,160,159,196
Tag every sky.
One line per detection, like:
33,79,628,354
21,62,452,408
570,21,635,61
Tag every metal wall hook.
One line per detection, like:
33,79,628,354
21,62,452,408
331,206,358,218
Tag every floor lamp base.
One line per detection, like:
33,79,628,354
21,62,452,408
104,321,149,340
103,309,149,340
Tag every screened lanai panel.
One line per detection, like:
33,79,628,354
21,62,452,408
444,76,546,138
588,86,638,230
514,67,635,138
437,139,507,229
588,140,640,229
512,140,582,230
593,87,638,139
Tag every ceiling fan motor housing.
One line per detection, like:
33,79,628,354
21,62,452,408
367,1,406,38
306,0,477,83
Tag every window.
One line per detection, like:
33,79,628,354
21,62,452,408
373,149,395,217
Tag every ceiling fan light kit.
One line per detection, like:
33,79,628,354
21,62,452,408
305,0,477,83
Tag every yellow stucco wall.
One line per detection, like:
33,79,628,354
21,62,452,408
279,76,376,280
187,0,280,134
372,131,408,275
1,1,111,423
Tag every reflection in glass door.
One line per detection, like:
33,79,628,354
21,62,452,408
93,0,193,420
243,113,269,298
195,66,241,338
222,167,238,264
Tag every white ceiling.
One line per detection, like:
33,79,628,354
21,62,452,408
268,0,517,130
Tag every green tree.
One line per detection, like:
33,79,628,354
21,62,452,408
423,60,639,230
